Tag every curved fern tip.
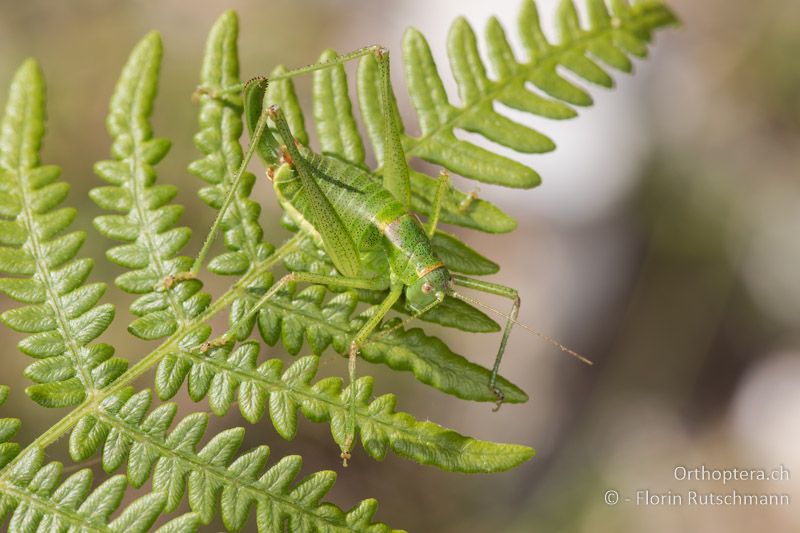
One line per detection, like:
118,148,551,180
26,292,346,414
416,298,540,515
130,30,163,60
8,58,44,97
452,15,470,28
16,57,42,76
207,10,239,47
142,30,162,44
488,443,536,472
401,26,423,46
218,9,239,24
512,444,536,467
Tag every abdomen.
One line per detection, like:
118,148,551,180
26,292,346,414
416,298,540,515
381,214,442,286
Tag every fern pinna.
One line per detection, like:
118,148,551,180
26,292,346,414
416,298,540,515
0,1,676,531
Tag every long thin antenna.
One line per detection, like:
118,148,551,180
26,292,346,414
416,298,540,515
448,290,593,366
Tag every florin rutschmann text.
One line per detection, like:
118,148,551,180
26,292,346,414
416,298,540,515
603,464,792,507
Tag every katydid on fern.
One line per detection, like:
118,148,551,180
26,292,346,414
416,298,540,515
195,46,591,465
0,0,678,530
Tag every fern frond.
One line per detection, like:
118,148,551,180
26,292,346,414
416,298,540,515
251,0,677,233
0,60,124,407
150,342,532,472
357,0,676,232
0,447,200,533
0,5,676,530
91,32,209,340
0,388,200,532
189,12,274,277
68,388,399,532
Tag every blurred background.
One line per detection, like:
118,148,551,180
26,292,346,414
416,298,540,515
0,0,798,531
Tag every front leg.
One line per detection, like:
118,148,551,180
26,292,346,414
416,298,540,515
450,275,520,412
449,274,591,412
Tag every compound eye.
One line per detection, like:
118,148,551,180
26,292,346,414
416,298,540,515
422,282,433,294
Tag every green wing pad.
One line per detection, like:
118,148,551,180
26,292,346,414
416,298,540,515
269,108,362,277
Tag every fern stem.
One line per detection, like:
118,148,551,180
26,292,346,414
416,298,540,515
0,233,304,481
128,150,189,326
